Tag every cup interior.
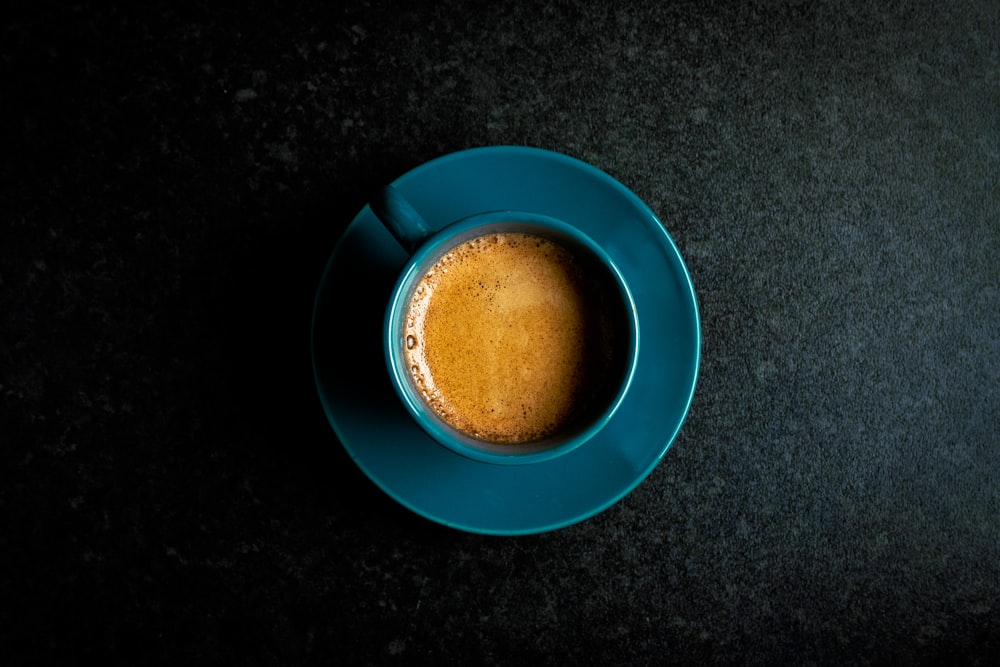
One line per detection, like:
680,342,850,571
384,211,638,465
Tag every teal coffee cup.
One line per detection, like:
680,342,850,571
372,185,639,465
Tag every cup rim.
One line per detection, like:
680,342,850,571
384,210,640,465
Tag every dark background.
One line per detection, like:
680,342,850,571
2,1,998,665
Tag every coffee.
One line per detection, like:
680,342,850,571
402,231,629,444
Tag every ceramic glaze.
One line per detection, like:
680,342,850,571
312,146,700,535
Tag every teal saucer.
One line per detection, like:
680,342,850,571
312,146,700,535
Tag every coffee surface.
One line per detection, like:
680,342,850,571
403,231,625,444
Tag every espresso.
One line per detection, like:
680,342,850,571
403,231,628,444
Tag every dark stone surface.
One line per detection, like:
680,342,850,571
2,1,998,665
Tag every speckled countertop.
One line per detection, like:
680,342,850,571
2,1,998,665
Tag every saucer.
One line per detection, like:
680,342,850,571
312,146,700,535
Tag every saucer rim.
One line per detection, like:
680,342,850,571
312,145,701,535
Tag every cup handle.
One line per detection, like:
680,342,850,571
369,185,433,254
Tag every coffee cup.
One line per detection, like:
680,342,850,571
372,185,639,465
